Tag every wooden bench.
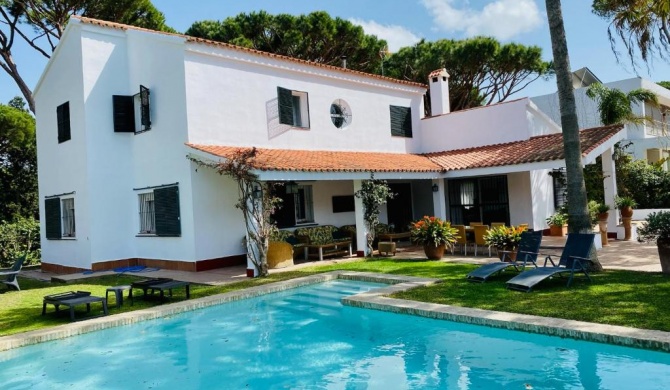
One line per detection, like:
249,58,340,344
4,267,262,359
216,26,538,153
303,240,352,261
42,292,109,321
378,232,411,242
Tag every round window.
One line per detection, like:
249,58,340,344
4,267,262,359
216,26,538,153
330,99,352,129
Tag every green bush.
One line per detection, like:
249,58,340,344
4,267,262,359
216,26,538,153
0,217,40,267
638,211,670,242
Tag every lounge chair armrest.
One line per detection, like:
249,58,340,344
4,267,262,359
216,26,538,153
0,270,19,276
569,255,593,270
543,255,557,267
569,255,592,262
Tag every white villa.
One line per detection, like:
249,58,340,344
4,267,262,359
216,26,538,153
35,17,624,275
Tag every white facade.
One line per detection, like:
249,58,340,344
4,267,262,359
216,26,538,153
35,18,617,272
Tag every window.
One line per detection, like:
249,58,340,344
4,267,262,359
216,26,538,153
330,99,352,129
277,86,310,128
272,183,315,228
136,185,181,236
390,105,412,137
138,192,156,234
113,85,152,133
44,195,75,239
56,102,71,143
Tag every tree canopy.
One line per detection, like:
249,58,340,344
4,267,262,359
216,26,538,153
0,98,37,221
382,37,551,112
186,11,388,74
0,0,173,112
586,82,658,125
592,0,670,67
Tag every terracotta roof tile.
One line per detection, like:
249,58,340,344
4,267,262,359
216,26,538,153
424,125,624,171
187,145,444,173
73,16,427,89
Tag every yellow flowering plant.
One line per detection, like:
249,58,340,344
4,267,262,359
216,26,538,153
484,225,526,249
410,216,459,248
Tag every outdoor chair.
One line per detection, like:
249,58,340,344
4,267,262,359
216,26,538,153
506,233,596,292
469,222,483,227
453,225,469,255
473,225,491,256
466,231,542,282
1,255,26,291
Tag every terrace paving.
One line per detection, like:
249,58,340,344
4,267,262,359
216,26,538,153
21,236,661,285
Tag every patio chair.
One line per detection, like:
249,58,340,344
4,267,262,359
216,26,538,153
466,231,542,282
472,225,491,256
453,225,469,255
469,222,483,227
1,255,26,291
506,233,596,292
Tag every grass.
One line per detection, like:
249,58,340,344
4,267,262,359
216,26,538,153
2,258,670,337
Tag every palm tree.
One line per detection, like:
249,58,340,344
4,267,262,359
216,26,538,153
586,83,659,125
546,0,602,271
592,0,670,66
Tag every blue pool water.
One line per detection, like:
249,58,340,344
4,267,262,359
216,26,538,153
1,280,670,389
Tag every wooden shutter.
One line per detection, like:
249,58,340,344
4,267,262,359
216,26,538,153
390,105,412,137
45,198,62,239
277,87,295,126
113,95,136,133
56,102,71,143
154,186,181,236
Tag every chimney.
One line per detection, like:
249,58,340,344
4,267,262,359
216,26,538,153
428,68,450,116
341,55,347,69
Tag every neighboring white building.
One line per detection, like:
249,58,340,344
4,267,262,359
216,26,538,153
532,67,670,169
34,18,624,275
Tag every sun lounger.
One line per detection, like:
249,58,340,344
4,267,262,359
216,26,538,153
466,231,543,282
129,278,190,301
506,233,595,292
1,255,26,291
42,291,108,321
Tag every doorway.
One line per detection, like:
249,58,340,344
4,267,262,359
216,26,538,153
387,183,413,232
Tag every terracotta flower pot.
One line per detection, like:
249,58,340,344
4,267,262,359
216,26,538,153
550,225,567,237
498,247,517,262
620,206,634,218
423,243,446,260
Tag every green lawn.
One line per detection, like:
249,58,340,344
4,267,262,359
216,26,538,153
2,259,670,337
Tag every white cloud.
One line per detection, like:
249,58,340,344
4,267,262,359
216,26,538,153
349,18,421,52
420,0,543,40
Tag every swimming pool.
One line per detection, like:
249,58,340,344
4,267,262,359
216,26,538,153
1,279,670,389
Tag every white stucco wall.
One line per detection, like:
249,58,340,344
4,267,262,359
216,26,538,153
530,169,556,231
183,48,425,153
420,99,540,153
35,26,92,269
310,181,357,227
507,172,534,228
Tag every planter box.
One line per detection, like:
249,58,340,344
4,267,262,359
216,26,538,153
549,225,567,237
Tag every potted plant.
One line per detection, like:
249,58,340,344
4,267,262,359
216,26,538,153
615,196,638,240
546,212,568,236
595,203,610,246
637,211,670,274
484,226,524,261
410,216,458,260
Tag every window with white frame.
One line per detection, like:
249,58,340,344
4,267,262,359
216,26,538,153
138,192,156,234
61,198,76,237
277,86,310,128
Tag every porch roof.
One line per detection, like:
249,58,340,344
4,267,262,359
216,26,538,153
424,125,624,171
186,124,624,177
186,144,445,173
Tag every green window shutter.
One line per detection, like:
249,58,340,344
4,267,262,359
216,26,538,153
45,198,62,239
277,87,295,126
154,186,181,236
113,95,136,133
390,105,412,137
57,102,71,143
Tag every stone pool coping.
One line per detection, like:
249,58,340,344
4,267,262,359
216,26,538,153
1,271,669,353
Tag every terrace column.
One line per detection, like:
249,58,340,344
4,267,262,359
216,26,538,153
602,146,618,234
432,179,447,220
353,180,369,257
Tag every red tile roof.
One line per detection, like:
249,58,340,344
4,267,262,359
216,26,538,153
187,125,623,174
187,145,444,173
424,125,624,171
73,16,427,89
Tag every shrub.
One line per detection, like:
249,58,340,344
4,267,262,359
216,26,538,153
614,195,638,209
410,216,458,248
546,212,568,227
638,211,670,243
0,217,40,267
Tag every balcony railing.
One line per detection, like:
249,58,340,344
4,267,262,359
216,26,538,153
647,120,668,136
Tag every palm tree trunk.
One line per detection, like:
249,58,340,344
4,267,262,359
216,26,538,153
546,0,602,271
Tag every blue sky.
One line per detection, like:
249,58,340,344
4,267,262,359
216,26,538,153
3,0,670,105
